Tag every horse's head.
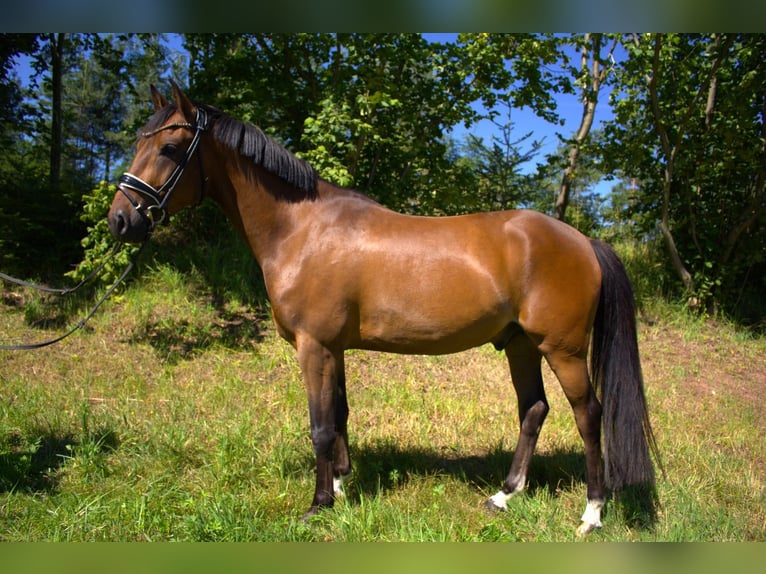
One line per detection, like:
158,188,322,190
108,82,208,243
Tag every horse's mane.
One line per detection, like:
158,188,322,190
141,103,318,196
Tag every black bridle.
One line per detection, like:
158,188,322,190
118,106,208,231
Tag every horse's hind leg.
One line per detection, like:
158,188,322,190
544,350,605,536
486,334,548,511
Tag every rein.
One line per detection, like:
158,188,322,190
0,243,120,295
1,242,147,350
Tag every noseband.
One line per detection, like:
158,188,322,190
118,107,208,231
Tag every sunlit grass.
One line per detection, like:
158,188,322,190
2,250,765,541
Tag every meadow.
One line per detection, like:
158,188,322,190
1,226,764,542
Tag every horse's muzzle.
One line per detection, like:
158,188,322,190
108,207,151,244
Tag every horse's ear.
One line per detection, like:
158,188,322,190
150,85,168,111
170,80,196,122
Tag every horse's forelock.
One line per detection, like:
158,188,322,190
139,105,177,136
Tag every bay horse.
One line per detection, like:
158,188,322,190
108,83,659,535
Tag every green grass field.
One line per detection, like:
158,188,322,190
1,241,764,541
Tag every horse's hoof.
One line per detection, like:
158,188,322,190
484,498,507,513
299,506,320,523
575,521,599,537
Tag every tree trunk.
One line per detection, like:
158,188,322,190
49,33,65,193
555,102,594,221
645,34,733,299
646,35,695,294
555,34,616,222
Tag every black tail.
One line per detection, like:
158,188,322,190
590,239,661,490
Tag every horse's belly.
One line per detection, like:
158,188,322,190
355,292,515,355
349,244,519,354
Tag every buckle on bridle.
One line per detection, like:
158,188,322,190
117,173,166,230
144,204,168,227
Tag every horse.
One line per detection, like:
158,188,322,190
108,82,659,535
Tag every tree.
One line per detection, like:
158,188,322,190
457,100,545,212
184,33,572,215
185,34,468,212
63,34,172,184
0,33,183,278
0,34,37,132
0,34,41,271
49,33,64,192
602,33,766,317
555,33,619,222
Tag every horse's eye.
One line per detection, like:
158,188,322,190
160,143,178,157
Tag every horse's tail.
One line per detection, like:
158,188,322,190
589,239,661,491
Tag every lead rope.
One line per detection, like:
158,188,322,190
0,242,121,295
0,242,147,350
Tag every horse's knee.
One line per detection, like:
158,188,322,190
310,424,336,458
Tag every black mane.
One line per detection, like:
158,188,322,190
141,103,318,196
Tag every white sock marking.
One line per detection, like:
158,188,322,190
577,499,604,535
333,475,345,497
489,490,512,510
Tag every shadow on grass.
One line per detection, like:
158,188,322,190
341,440,657,529
0,431,76,494
126,211,272,363
135,304,268,364
348,440,585,498
0,426,120,495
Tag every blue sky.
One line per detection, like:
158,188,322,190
424,33,618,196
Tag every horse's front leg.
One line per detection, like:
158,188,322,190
332,353,351,497
296,336,344,520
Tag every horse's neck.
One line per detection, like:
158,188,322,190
207,163,314,265
209,158,383,265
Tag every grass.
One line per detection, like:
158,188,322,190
1,232,765,541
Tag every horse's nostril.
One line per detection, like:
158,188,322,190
109,210,128,239
108,208,149,243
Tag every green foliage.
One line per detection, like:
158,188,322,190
1,33,185,282
298,93,395,188
66,181,138,286
185,33,570,215
610,239,673,308
601,33,766,321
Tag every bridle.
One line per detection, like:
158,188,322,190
118,106,209,231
